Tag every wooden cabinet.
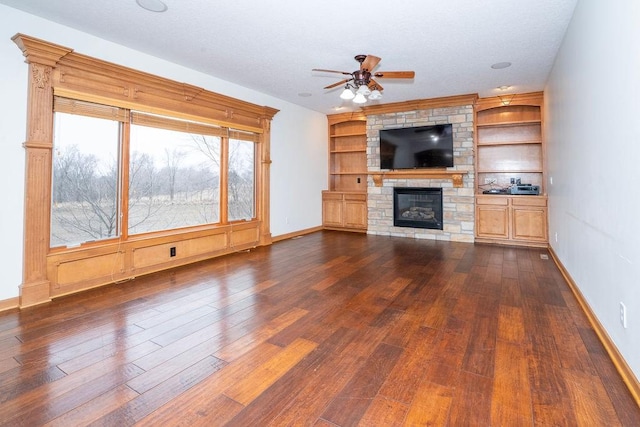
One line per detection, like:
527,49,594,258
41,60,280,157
474,92,547,247
322,191,367,232
323,112,368,232
476,195,548,247
476,196,509,239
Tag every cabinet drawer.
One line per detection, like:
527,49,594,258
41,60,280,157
512,196,547,207
322,192,343,201
344,193,367,202
476,195,509,206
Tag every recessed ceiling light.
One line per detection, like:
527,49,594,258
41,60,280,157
491,62,512,70
298,92,312,97
136,0,168,13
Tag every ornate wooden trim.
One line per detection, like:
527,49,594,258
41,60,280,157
360,94,478,116
370,170,464,187
12,33,279,307
327,111,366,126
12,34,72,66
475,91,543,112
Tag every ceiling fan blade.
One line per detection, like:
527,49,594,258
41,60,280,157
368,79,383,91
360,55,381,71
373,71,415,79
324,78,349,90
312,68,352,76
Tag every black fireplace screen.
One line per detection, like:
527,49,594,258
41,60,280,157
393,187,443,230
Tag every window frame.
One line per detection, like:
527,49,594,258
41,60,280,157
13,33,278,307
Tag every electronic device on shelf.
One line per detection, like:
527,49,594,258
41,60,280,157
482,188,509,194
510,185,540,195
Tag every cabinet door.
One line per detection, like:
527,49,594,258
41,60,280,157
512,207,547,241
322,197,343,227
476,205,509,238
343,200,367,229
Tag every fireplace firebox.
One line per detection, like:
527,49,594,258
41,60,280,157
393,187,443,230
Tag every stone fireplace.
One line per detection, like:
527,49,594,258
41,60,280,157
366,103,475,242
393,187,443,230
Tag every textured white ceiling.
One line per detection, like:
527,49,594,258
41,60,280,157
0,0,577,114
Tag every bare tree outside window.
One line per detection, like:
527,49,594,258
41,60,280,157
51,114,120,247
128,125,221,235
228,138,255,221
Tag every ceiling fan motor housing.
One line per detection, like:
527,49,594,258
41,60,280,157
353,70,372,86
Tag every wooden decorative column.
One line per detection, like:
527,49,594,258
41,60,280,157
258,112,278,246
12,35,72,307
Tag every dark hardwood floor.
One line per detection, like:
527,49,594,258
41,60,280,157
0,231,638,426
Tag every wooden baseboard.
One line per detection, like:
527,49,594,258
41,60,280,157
272,226,323,243
548,246,640,406
0,297,19,313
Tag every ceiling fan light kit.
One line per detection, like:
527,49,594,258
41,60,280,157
313,55,415,105
353,93,368,104
339,86,356,100
368,89,382,100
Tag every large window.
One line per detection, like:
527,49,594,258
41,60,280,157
51,98,258,248
51,113,122,247
128,119,222,235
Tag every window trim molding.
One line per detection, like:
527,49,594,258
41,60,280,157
13,33,278,308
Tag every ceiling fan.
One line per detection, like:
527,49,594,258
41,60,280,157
313,55,415,103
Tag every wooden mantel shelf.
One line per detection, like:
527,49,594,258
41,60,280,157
370,170,464,187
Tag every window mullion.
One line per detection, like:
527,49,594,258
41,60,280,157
220,136,229,225
120,119,131,239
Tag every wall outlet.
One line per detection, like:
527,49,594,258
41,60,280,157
555,232,558,243
484,178,496,185
510,178,515,184
285,217,289,224
170,247,176,257
550,176,554,185
620,302,628,328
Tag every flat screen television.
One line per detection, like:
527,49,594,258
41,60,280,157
379,124,454,169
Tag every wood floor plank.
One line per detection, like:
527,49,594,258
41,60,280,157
0,231,636,426
214,307,309,362
491,340,534,426
448,370,493,426
404,380,453,426
320,342,404,426
0,355,20,375
95,355,226,425
250,328,376,425
43,384,139,427
378,326,440,404
131,302,269,372
0,363,144,426
357,396,408,427
223,337,318,406
563,368,622,426
497,304,526,344
137,341,282,425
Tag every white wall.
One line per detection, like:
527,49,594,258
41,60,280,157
545,0,640,379
0,4,328,301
